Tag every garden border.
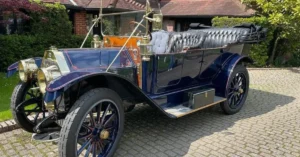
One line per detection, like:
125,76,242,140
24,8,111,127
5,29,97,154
0,115,37,133
0,119,19,133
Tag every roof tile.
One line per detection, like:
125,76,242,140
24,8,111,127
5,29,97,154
41,0,255,16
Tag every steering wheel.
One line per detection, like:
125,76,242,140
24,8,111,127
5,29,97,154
129,21,152,41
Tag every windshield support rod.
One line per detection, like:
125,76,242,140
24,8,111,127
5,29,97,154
105,13,150,72
80,0,104,48
101,10,145,16
80,11,145,49
80,16,101,48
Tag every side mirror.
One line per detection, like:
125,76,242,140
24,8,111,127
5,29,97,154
152,14,163,31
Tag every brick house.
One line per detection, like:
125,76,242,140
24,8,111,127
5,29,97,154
41,0,255,35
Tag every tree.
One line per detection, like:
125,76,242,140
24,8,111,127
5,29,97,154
0,0,45,34
242,0,300,64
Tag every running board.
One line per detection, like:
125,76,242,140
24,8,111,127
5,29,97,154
163,96,226,118
31,131,60,142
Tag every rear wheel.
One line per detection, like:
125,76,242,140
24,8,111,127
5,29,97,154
10,81,46,133
59,88,124,157
220,64,249,115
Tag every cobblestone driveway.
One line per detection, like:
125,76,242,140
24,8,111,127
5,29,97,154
1,69,300,157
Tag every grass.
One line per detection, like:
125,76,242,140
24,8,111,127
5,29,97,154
0,72,19,121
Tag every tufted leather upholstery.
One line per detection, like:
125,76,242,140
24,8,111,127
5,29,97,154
150,30,170,54
166,31,207,53
150,24,267,54
188,24,267,48
150,30,207,54
189,28,250,48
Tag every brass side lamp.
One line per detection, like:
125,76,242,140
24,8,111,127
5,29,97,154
91,34,103,48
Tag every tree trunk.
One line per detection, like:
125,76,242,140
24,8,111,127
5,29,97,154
268,36,280,65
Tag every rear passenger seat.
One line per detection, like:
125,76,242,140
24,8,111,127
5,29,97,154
149,24,267,54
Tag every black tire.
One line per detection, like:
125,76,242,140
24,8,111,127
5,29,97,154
10,81,44,133
59,88,124,157
220,64,249,115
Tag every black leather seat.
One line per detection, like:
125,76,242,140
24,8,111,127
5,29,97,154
150,24,267,54
166,31,207,53
188,24,267,48
189,28,251,48
150,30,207,54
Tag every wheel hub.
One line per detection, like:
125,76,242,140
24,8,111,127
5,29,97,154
100,130,110,140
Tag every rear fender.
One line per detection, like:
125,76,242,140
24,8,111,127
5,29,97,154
212,54,252,97
44,71,176,118
6,57,43,78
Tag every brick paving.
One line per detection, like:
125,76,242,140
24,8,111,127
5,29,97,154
1,69,300,157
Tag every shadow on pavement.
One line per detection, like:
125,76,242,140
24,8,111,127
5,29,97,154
116,88,295,156
288,68,300,74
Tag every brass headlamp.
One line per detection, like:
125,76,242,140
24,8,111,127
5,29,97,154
37,65,61,93
18,59,38,82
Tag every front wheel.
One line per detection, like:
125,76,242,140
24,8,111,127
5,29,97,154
59,88,124,157
10,81,46,133
220,64,249,115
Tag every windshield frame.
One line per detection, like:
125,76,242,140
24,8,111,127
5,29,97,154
101,10,147,37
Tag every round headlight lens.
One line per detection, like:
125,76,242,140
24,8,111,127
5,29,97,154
37,65,61,94
18,61,26,81
18,59,38,82
37,69,48,94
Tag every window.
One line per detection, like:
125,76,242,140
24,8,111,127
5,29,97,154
0,12,25,35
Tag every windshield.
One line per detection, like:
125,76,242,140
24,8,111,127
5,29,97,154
102,12,146,37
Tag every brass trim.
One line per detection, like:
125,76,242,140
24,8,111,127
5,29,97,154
44,101,55,112
100,130,110,140
152,14,163,30
38,50,70,93
41,50,70,74
18,58,38,82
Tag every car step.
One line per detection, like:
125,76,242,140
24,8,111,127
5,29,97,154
31,131,60,142
164,96,226,118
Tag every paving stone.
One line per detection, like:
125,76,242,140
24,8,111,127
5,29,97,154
0,122,8,132
0,69,300,157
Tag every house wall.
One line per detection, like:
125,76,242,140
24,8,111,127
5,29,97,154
72,10,214,35
164,17,213,32
74,11,87,35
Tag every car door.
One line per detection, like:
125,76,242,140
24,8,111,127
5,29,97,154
155,54,184,93
197,49,223,80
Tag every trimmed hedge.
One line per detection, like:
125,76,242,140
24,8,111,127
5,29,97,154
212,16,275,67
0,35,91,72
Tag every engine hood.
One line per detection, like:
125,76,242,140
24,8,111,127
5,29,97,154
59,48,134,73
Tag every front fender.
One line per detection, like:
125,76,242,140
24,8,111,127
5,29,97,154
212,54,252,97
44,71,176,118
44,71,106,102
6,57,43,78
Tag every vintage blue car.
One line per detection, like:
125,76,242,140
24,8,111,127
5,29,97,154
6,1,266,156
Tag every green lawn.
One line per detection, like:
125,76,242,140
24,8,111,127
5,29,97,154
0,72,19,121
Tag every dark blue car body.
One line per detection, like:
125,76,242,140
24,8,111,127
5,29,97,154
7,46,252,118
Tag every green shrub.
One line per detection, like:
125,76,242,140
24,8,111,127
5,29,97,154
212,16,275,67
0,35,91,72
28,2,73,38
0,1,93,72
